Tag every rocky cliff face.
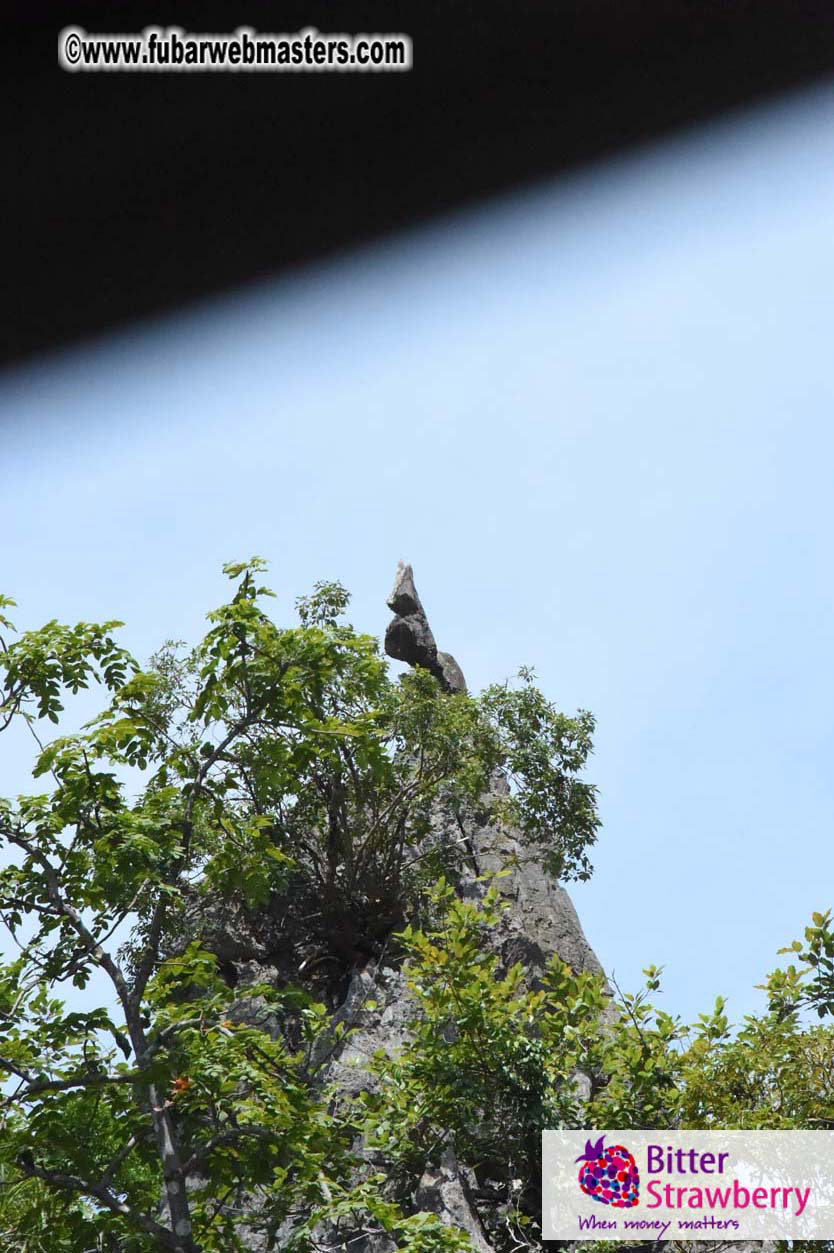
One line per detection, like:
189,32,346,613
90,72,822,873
184,565,605,1249
311,791,605,1248
319,564,602,1079
190,565,767,1252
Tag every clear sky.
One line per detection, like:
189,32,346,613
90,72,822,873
2,81,834,1027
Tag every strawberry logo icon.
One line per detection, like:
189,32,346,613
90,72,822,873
576,1135,640,1208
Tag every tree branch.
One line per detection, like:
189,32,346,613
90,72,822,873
1,1063,146,1105
20,1158,182,1250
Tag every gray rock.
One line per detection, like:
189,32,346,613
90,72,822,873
436,650,467,694
386,561,424,617
313,962,413,1097
415,1147,494,1253
384,562,466,693
384,610,437,668
466,807,604,981
311,783,606,1121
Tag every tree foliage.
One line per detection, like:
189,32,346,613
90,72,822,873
362,887,834,1251
0,566,829,1252
0,564,598,1251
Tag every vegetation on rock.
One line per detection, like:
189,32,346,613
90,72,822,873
0,563,830,1252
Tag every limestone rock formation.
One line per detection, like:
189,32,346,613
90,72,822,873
185,565,765,1252
384,561,467,692
382,562,602,988
415,1148,494,1253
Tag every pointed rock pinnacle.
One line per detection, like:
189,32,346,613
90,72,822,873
384,562,466,693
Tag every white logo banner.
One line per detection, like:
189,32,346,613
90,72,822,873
542,1129,834,1241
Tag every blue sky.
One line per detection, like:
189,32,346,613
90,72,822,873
2,82,834,1026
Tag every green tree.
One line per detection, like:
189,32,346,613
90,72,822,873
5,563,826,1253
0,563,598,1251
363,883,834,1251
